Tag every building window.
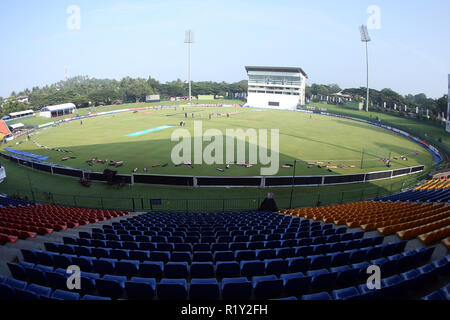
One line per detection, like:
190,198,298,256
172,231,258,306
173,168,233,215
269,101,280,107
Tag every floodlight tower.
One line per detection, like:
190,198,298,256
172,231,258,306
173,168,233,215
185,30,195,102
360,25,371,112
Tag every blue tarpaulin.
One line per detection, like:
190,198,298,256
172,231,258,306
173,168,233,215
4,148,50,161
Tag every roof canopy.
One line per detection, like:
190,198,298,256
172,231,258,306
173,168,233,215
41,103,76,112
245,66,308,78
9,110,35,117
9,123,25,130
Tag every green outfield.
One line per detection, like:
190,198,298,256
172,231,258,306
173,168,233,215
2,104,434,177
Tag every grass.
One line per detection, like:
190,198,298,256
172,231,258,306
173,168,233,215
310,103,450,157
3,105,433,176
8,100,242,128
0,159,428,211
0,102,437,211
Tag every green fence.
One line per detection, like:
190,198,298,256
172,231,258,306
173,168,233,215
1,171,428,212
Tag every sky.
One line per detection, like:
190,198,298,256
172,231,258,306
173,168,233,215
0,0,449,99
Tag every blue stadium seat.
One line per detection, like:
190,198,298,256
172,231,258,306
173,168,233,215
171,251,192,264
380,275,404,298
0,278,27,299
7,263,28,281
96,275,127,299
328,252,349,267
422,291,446,300
116,260,140,276
149,251,170,263
125,277,156,300
240,260,265,277
36,251,55,266
50,289,80,300
193,251,214,262
214,251,234,262
157,279,188,300
190,262,215,278
20,284,52,300
332,287,360,300
221,277,252,300
252,275,283,299
46,271,69,290
165,262,189,279
140,261,164,278
265,259,289,275
309,254,331,270
331,265,359,287
275,247,295,259
307,269,337,291
287,257,308,273
93,258,117,275
301,292,332,300
280,272,310,296
189,278,220,300
129,250,150,262
81,294,111,300
216,261,240,278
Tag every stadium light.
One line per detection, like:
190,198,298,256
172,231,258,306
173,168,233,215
185,30,195,102
360,25,371,112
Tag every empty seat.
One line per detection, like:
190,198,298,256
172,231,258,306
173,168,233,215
332,287,360,300
93,258,117,275
171,252,192,264
281,272,310,296
51,289,80,300
125,277,156,300
116,260,139,276
165,262,189,279
214,251,234,262
215,261,240,278
235,250,256,262
307,269,337,291
96,275,126,299
190,262,215,278
193,251,213,262
265,259,289,275
252,275,283,299
221,278,252,300
140,262,164,278
240,260,265,277
189,278,220,300
301,292,332,300
287,257,308,273
157,279,188,300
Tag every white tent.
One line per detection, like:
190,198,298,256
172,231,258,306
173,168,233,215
40,103,76,118
9,123,25,131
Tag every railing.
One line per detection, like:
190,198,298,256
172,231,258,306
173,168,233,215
1,171,428,212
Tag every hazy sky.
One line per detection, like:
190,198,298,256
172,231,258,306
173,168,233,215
0,0,449,98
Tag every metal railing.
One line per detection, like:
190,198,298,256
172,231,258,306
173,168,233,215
1,171,428,212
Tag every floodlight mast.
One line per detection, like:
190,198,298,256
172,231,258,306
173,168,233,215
185,30,195,102
360,25,371,112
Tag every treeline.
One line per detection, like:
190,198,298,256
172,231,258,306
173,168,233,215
0,77,447,121
0,76,248,116
306,84,448,120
